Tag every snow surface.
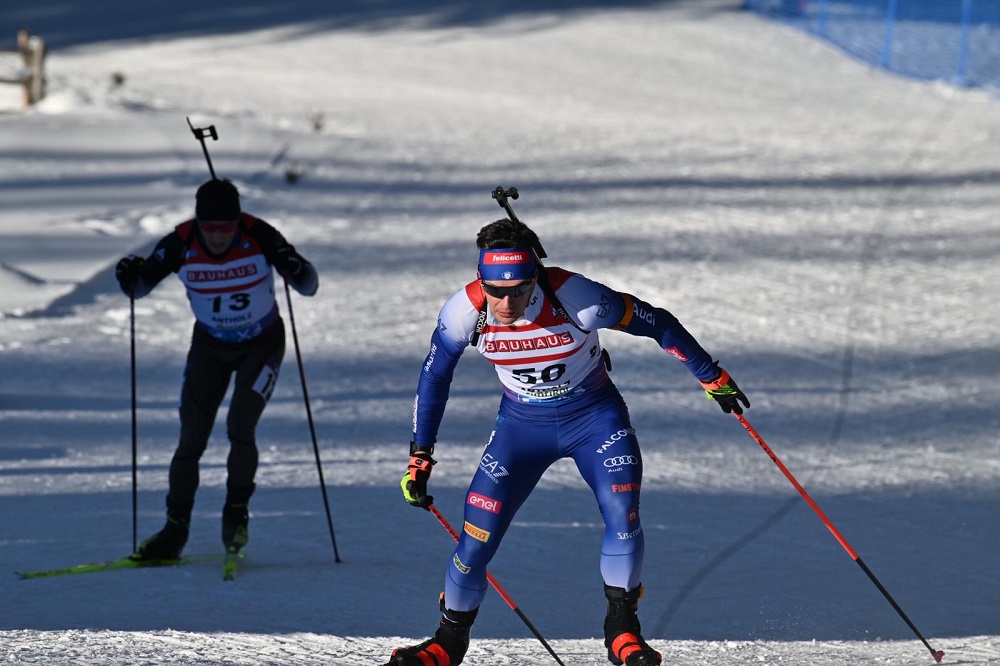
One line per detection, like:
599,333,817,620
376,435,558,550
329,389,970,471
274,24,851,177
1,1,998,664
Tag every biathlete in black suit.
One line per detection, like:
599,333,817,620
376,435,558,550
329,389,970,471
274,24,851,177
115,178,318,561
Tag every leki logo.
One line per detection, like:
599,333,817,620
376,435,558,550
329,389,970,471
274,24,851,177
464,521,491,543
467,492,502,514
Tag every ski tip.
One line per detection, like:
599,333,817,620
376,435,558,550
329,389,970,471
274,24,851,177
933,649,945,663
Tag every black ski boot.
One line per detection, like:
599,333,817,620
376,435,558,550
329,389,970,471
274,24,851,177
133,499,192,561
388,602,478,666
604,584,662,666
222,484,254,553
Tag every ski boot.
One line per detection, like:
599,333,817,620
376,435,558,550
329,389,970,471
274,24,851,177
222,484,254,553
387,600,478,666
221,502,249,551
133,500,191,561
604,583,662,666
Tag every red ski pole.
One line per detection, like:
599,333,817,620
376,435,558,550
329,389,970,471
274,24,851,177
733,413,944,663
428,504,566,666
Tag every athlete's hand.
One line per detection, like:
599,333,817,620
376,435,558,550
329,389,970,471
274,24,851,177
274,245,304,278
115,256,144,295
400,444,435,510
700,365,750,415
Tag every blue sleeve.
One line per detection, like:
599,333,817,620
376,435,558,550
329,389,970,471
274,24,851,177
616,292,719,382
412,326,465,447
410,287,477,448
553,274,719,382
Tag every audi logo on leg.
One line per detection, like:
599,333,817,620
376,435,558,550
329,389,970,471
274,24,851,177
604,456,639,468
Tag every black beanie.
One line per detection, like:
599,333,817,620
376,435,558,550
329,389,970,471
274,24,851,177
195,179,241,221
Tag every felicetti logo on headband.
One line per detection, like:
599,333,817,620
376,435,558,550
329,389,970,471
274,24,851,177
479,247,537,281
483,251,529,265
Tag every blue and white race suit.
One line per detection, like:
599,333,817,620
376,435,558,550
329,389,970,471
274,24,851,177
412,266,720,612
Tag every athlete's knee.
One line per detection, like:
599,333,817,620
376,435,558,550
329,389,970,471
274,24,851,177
597,484,640,521
447,551,486,589
173,432,209,460
226,402,263,445
227,427,257,449
598,496,643,544
446,552,488,613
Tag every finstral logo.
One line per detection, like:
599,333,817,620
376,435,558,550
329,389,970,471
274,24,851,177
467,491,502,514
484,252,528,265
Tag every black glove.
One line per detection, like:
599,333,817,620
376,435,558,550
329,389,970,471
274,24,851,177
700,365,750,415
115,256,144,294
400,443,435,510
274,245,304,278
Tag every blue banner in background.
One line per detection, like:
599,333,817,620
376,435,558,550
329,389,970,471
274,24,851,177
744,0,1000,89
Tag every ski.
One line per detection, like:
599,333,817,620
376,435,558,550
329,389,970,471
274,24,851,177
16,553,223,580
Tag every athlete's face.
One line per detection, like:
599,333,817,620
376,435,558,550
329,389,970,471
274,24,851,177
482,276,536,325
199,219,238,255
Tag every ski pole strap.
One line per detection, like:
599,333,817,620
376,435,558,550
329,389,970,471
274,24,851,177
699,368,731,391
408,454,434,480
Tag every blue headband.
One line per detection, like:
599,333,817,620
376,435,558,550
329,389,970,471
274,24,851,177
478,248,537,281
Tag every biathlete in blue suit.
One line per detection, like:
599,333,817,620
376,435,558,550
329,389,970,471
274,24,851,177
388,217,749,666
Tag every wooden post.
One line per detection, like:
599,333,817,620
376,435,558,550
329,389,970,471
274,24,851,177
16,29,46,106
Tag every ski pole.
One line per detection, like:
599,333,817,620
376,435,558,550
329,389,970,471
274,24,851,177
186,116,218,180
129,292,138,554
733,413,944,663
428,504,566,666
283,280,341,563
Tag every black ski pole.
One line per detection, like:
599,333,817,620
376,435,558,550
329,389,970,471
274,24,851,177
734,413,944,663
428,504,566,666
129,292,138,554
283,280,341,563
186,116,218,180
